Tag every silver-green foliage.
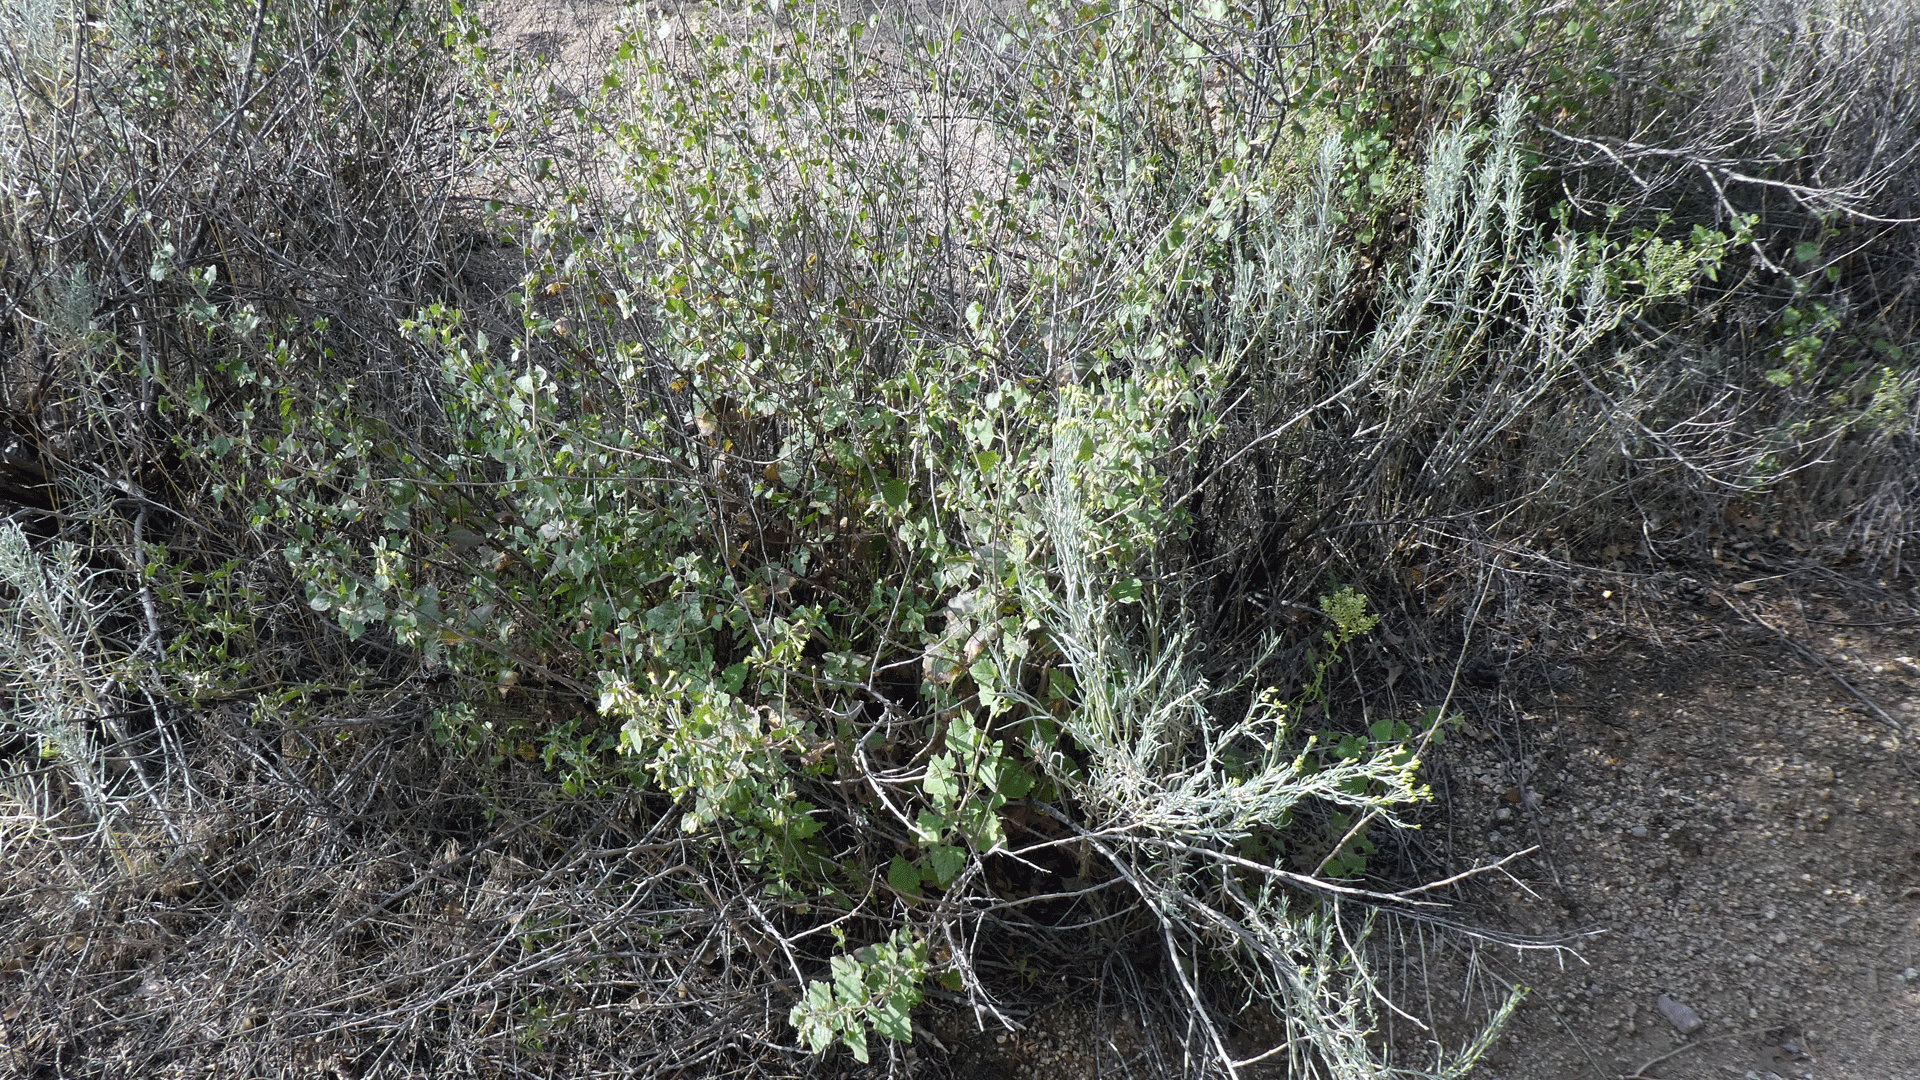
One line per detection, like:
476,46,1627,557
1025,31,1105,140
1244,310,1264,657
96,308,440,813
0,520,126,817
1003,441,1457,1077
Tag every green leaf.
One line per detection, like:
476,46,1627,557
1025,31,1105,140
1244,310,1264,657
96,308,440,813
959,800,1005,849
832,954,865,1003
1368,718,1397,743
792,982,837,1052
923,753,961,806
994,760,1034,799
914,809,948,843
945,714,984,758
880,477,909,508
1047,669,1077,701
844,1024,870,1063
928,844,967,885
873,995,914,1041
887,856,922,897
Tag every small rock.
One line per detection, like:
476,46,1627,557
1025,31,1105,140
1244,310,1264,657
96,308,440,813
1630,825,1649,838
1770,1038,1809,1061
1656,993,1703,1034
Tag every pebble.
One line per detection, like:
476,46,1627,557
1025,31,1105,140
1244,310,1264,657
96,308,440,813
1630,825,1649,838
1656,993,1703,1034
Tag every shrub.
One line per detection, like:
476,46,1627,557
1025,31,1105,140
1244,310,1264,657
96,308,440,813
223,1,1536,1071
9,0,1917,1075
1539,0,1920,568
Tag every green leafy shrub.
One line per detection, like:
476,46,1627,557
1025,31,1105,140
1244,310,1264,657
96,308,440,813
790,928,928,1064
204,2,1541,1070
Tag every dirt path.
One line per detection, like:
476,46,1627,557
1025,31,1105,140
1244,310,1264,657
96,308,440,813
1434,575,1920,1080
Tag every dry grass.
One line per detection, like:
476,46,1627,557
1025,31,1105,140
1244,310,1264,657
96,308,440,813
1,699,827,1079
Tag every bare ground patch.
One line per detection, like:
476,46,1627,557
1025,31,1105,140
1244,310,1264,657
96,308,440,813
1426,569,1920,1080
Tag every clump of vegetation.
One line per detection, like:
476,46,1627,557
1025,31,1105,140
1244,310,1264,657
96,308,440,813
3,0,1914,1076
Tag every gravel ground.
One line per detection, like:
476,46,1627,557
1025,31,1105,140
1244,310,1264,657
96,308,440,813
1430,571,1920,1080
